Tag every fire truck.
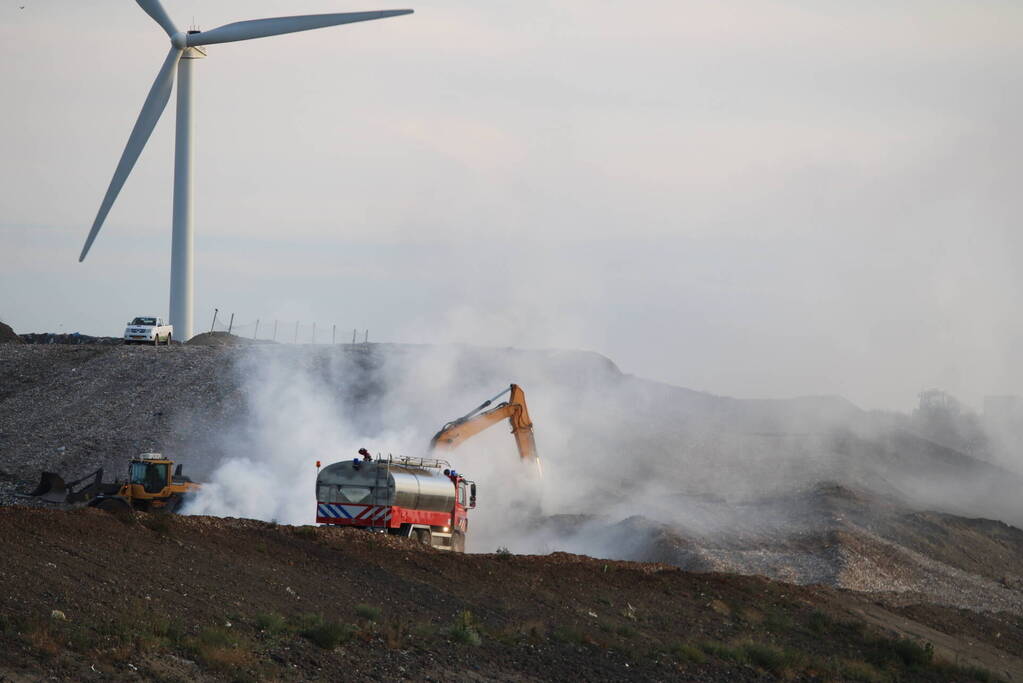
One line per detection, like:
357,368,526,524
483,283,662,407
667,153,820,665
315,455,475,551
314,384,539,552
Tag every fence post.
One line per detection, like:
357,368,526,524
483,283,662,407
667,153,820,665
332,324,336,345
272,320,278,342
352,328,357,344
364,329,368,344
294,321,299,344
227,313,235,335
210,308,218,333
254,319,260,340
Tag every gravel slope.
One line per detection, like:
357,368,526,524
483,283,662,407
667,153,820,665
1,343,1021,619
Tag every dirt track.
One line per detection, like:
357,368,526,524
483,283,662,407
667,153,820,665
0,507,1021,682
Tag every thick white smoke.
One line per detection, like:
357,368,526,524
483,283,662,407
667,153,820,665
182,347,422,524
182,342,1023,559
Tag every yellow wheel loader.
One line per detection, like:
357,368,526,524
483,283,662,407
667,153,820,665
26,453,201,513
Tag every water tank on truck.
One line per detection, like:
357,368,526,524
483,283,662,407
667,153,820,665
315,454,476,552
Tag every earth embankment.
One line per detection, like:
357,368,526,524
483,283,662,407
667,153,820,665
1,506,1021,682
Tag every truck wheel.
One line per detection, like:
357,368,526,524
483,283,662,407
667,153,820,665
452,531,466,553
415,528,432,547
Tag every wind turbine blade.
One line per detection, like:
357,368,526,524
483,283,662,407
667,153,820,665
135,0,178,37
187,10,413,47
80,47,181,262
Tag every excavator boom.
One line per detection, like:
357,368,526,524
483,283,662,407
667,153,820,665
430,384,540,473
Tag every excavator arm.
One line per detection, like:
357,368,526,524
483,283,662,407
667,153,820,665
430,384,541,473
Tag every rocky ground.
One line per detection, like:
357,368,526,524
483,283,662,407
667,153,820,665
0,343,241,495
528,484,1023,615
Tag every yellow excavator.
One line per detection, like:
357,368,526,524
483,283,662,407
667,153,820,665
26,453,201,513
429,383,542,477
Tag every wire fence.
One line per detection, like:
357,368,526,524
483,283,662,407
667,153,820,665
207,308,370,344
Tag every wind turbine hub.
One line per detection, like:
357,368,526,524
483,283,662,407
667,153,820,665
170,31,188,49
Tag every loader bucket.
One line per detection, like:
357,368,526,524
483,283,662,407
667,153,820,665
27,472,69,503
26,468,107,505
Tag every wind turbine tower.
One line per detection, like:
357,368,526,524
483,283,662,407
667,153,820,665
79,1,413,340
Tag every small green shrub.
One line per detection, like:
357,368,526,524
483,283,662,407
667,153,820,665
552,625,585,644
448,610,482,646
354,604,381,622
699,640,746,663
63,622,100,652
149,616,186,645
698,640,804,673
255,612,287,635
870,636,933,668
616,624,637,639
0,614,20,635
197,626,234,649
384,618,407,649
95,617,135,643
839,658,886,683
743,642,795,674
299,615,353,650
670,642,706,665
807,609,832,634
764,608,794,632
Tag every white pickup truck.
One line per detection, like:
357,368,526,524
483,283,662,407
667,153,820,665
123,316,173,345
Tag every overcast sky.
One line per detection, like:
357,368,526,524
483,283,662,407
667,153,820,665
2,0,1021,411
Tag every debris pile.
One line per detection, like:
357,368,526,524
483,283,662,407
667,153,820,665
0,321,21,344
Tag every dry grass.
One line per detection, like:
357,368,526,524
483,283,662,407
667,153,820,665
384,618,407,649
25,623,60,659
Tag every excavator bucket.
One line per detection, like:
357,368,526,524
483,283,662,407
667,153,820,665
24,468,108,505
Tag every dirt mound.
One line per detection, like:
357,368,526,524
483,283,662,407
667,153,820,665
0,507,1020,682
185,331,254,346
0,321,20,344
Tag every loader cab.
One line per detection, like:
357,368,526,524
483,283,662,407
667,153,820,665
129,455,171,494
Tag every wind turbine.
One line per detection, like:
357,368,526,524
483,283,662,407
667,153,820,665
78,0,413,341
